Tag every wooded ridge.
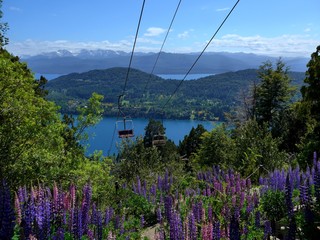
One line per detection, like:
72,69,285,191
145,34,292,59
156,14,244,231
46,67,305,121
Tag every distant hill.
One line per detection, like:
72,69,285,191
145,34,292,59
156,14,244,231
46,67,305,121
23,49,308,75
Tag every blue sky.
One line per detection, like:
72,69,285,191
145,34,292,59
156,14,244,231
2,0,319,57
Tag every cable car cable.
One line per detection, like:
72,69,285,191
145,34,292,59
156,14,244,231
132,0,182,117
108,0,146,154
120,0,146,98
160,0,241,112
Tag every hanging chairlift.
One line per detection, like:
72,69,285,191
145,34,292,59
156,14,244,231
152,134,166,146
117,118,134,138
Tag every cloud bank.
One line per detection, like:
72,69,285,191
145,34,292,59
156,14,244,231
6,34,318,58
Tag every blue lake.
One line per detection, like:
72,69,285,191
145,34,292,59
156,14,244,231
157,73,214,80
36,73,215,81
84,117,220,156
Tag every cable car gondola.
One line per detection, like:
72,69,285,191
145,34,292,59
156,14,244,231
116,118,134,138
152,134,166,146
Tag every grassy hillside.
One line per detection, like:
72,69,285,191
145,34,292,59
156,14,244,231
46,67,305,121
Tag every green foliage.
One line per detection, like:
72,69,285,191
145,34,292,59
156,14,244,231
121,190,157,226
254,59,296,138
0,48,111,192
193,124,236,169
261,190,286,220
46,67,305,121
298,46,320,164
76,92,104,141
0,0,8,47
114,138,163,183
114,137,183,185
232,120,288,181
0,48,66,187
178,124,207,159
143,118,166,148
71,155,114,206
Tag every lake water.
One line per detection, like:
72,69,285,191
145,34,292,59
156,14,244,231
157,73,214,80
36,73,214,81
84,117,220,156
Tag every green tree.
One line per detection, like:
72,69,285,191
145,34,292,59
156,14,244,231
298,45,320,164
193,124,236,169
178,124,206,158
143,118,165,148
0,48,108,190
0,49,66,187
232,119,288,181
254,59,296,138
0,0,8,47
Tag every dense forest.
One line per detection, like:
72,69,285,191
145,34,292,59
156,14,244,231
2,1,320,239
46,68,305,121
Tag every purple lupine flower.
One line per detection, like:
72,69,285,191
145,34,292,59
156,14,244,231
70,184,76,210
14,192,22,225
156,227,166,240
299,178,308,205
114,215,120,230
207,206,213,222
263,220,272,240
140,215,145,228
213,220,220,240
0,180,15,239
206,185,211,197
91,203,97,225
35,186,45,230
188,212,197,240
42,198,51,239
255,211,261,228
285,174,294,218
81,183,92,234
197,201,203,223
87,229,94,240
170,211,184,240
96,210,103,240
17,186,27,205
202,223,213,240
229,214,240,240
105,207,114,225
72,206,83,240
22,200,33,238
239,191,245,208
119,215,125,235
164,195,173,223
314,163,320,205
157,175,162,191
52,227,65,240
157,207,162,223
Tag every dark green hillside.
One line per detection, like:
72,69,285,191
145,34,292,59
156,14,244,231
46,67,305,120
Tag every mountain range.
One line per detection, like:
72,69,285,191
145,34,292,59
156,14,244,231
22,49,309,75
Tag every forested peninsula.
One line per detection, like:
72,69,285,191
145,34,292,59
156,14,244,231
46,67,305,121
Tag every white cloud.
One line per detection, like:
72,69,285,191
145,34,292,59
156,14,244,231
5,39,135,56
178,31,190,39
216,7,230,12
144,27,166,37
9,6,22,12
304,27,311,32
5,34,318,58
205,34,318,57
